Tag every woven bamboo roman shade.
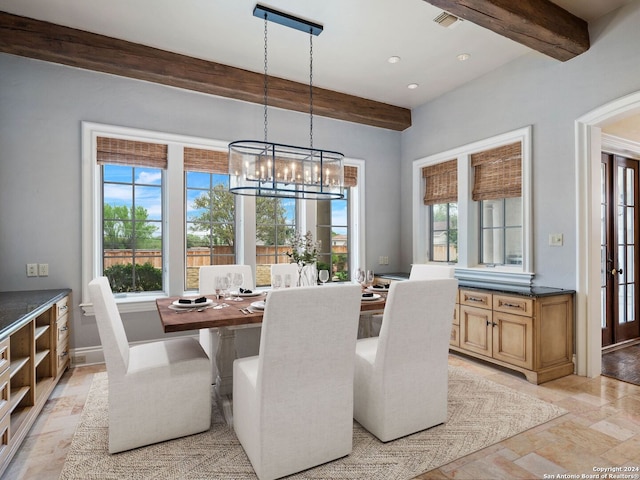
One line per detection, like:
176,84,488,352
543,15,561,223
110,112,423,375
471,142,522,201
184,147,228,174
343,165,357,188
422,159,457,205
96,137,168,168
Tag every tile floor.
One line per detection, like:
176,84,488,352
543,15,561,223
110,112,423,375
3,354,640,480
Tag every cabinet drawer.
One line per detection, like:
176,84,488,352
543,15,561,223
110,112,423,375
0,367,9,421
493,294,534,317
453,304,460,326
57,339,70,374
57,316,70,344
460,289,492,309
56,296,70,320
0,338,8,375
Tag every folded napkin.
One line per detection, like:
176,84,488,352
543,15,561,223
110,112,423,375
372,284,389,290
362,292,374,298
239,288,252,294
178,296,207,304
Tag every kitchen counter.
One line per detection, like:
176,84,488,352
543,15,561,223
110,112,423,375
0,289,71,338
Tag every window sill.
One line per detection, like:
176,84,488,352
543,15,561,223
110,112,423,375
454,267,534,289
81,294,166,316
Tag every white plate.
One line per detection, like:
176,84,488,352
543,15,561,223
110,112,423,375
171,298,214,308
367,286,389,293
250,300,266,310
230,290,264,297
361,293,382,301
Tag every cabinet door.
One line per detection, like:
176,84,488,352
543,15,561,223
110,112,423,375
460,305,492,356
492,311,534,369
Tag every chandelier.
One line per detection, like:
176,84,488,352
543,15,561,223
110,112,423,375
228,4,344,200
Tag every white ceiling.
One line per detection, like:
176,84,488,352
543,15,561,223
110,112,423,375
0,0,633,109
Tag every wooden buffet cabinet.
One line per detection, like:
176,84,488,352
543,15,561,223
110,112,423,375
0,289,71,475
450,286,574,384
377,274,575,385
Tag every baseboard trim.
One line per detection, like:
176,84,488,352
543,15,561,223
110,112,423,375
70,334,199,367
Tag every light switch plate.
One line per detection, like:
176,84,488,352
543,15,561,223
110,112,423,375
549,233,563,246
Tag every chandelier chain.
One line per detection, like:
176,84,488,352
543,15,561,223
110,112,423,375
309,31,314,149
263,15,268,143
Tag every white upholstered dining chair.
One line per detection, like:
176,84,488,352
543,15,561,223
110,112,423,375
269,263,300,287
353,278,458,442
233,284,362,480
88,277,212,453
409,263,456,280
198,264,258,381
370,264,455,337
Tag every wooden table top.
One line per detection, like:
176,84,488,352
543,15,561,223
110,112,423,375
156,289,386,333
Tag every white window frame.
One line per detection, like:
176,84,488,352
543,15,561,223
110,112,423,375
81,122,366,314
412,126,533,286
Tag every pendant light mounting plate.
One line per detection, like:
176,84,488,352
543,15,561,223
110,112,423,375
253,4,323,36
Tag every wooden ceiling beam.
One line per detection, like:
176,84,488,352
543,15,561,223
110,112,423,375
424,0,589,61
0,12,411,131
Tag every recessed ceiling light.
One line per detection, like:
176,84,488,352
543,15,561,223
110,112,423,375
407,83,419,90
388,56,401,64
457,53,471,61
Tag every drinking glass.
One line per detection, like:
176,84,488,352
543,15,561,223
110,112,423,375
219,275,230,300
354,268,365,286
232,272,244,301
214,276,223,300
284,273,292,288
366,270,375,288
272,274,282,289
319,269,329,286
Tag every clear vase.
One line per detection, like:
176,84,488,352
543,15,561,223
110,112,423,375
298,263,318,287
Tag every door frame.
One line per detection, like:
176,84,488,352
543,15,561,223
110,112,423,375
576,90,640,378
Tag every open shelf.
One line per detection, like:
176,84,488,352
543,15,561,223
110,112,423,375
34,325,50,341
8,358,29,379
34,350,50,368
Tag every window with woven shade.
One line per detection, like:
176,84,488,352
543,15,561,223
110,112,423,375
98,136,167,293
184,147,236,285
422,160,458,263
471,141,523,266
83,123,366,308
412,126,531,280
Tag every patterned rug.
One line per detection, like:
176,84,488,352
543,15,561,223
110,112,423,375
59,366,566,480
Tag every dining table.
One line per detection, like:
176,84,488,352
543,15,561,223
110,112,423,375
156,287,387,423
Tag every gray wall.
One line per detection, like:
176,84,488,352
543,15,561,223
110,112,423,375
400,0,640,289
0,55,401,350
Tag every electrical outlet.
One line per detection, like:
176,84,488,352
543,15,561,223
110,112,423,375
38,263,49,276
72,355,86,365
26,263,38,277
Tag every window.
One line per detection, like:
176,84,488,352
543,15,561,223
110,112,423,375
317,188,350,282
184,148,236,291
98,137,166,294
412,126,532,286
255,197,297,287
480,198,522,265
423,159,458,263
82,123,366,313
430,203,458,262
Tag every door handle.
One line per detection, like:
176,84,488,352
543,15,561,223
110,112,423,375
611,268,623,275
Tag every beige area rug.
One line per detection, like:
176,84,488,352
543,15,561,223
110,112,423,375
59,366,566,480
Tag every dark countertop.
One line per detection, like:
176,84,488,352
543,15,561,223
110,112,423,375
376,272,574,297
0,289,71,338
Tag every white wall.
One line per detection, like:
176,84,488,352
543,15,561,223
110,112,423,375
0,54,401,350
401,0,640,289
